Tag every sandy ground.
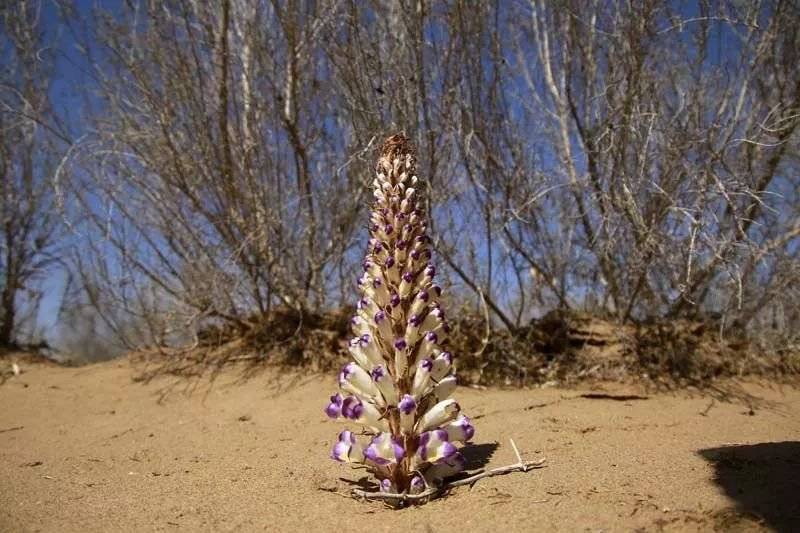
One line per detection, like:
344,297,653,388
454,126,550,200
1,358,798,533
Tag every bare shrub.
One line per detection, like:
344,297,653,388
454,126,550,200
52,1,798,375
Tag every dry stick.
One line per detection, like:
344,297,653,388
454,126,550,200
351,439,546,503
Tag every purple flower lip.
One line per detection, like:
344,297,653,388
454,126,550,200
425,264,435,277
338,430,356,443
331,430,359,462
463,421,475,440
374,311,386,324
341,396,364,419
371,366,386,381
373,277,382,288
425,331,438,344
410,250,420,260
441,351,453,364
338,363,353,384
325,393,343,418
384,224,394,235
359,333,371,345
390,293,400,307
398,394,416,415
402,271,414,283
385,257,395,268
362,260,371,272
421,358,433,371
379,479,393,492
417,429,454,462
331,441,349,462
394,338,407,350
409,314,422,327
396,240,407,250
417,290,429,302
396,212,406,221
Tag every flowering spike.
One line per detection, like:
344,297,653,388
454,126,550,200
324,135,475,493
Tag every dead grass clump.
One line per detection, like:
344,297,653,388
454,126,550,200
131,308,351,381
447,309,798,388
130,307,797,387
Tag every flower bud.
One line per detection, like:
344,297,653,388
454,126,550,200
371,365,398,405
380,479,395,493
398,394,417,433
412,358,433,396
324,393,343,419
416,399,461,432
409,475,426,494
432,375,457,401
431,351,453,382
338,362,379,398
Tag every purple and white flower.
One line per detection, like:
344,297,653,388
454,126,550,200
325,393,344,419
364,433,405,466
338,362,379,399
371,364,398,405
416,429,458,463
444,415,475,443
340,396,388,432
331,430,365,463
398,394,417,433
409,475,426,494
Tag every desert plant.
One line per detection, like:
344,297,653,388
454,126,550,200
324,135,474,495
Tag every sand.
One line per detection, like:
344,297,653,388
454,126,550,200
1,357,798,532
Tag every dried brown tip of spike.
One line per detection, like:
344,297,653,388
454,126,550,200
379,134,415,166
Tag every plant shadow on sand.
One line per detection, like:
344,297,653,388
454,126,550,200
698,441,800,532
460,441,500,470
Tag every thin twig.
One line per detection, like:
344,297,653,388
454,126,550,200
351,439,546,504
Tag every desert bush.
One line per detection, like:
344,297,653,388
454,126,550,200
46,0,799,372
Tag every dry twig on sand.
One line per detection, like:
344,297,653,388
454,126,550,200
351,439,546,505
